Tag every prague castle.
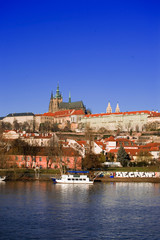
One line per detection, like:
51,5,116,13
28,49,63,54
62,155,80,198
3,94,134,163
48,84,86,113
0,84,160,132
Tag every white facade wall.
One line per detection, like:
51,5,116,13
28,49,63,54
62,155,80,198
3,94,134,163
70,114,84,123
92,142,103,154
21,137,51,147
67,139,85,157
105,141,117,152
150,151,160,160
3,115,35,125
35,115,42,130
3,130,20,139
81,112,150,132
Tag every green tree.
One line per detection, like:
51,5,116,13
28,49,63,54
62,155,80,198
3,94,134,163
117,145,130,167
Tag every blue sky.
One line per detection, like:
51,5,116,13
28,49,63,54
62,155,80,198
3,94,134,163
0,0,159,116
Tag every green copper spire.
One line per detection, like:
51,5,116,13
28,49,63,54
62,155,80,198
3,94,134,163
56,83,59,97
55,82,62,99
69,92,71,103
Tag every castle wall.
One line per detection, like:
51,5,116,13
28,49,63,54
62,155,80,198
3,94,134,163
81,112,150,132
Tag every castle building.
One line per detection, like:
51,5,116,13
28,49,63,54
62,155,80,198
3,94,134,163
49,84,86,113
81,110,152,132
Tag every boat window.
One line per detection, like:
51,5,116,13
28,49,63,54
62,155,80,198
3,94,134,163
68,178,71,180
83,179,86,181
75,179,78,181
72,179,74,181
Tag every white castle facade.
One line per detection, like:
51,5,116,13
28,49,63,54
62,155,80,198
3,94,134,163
80,102,156,132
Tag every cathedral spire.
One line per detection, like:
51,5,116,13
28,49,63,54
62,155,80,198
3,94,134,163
56,83,60,98
69,92,71,103
51,91,53,100
106,101,112,113
115,102,120,113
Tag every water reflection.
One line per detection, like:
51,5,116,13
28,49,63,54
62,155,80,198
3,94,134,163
0,181,160,240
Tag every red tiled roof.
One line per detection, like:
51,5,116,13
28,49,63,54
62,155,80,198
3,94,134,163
150,147,159,151
148,112,160,118
43,112,55,116
71,109,85,115
106,136,116,141
109,149,118,153
109,148,149,156
95,141,105,149
43,109,85,118
84,110,152,118
139,143,160,149
116,138,137,147
62,147,81,156
77,141,87,147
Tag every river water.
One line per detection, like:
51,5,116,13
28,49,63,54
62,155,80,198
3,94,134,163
0,181,160,240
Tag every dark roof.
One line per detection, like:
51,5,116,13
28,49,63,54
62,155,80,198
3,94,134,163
59,101,85,110
7,112,35,117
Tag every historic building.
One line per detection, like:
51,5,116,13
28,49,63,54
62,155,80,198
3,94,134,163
48,84,86,113
2,112,35,128
81,110,153,132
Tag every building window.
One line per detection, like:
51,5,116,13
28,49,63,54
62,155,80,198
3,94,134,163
39,157,42,162
15,156,18,161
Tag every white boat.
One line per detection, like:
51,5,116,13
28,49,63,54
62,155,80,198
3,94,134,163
0,176,6,181
51,171,93,184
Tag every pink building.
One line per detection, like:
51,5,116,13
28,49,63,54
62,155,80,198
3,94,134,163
7,147,82,170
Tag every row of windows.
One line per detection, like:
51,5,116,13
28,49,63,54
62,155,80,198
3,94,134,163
15,156,72,162
67,178,86,181
15,156,43,161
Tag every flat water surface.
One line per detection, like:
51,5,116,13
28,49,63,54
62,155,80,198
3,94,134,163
0,181,160,240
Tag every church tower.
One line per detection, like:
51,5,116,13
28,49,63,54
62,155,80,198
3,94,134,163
106,102,112,113
48,83,63,113
115,102,120,113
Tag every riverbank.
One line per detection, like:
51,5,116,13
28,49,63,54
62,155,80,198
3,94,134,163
95,177,160,183
1,168,160,182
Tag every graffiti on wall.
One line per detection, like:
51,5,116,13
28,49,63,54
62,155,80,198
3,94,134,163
115,172,160,178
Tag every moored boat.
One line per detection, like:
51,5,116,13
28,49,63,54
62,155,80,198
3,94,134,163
0,176,6,182
51,171,94,184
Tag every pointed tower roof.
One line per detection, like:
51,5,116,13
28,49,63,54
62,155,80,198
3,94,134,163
69,92,71,103
55,83,62,99
106,101,112,113
51,91,53,100
115,102,120,113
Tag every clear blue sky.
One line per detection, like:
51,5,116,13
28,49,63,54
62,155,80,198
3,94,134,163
0,0,159,116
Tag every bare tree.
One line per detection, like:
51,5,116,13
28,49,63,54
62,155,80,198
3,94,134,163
46,136,58,169
13,120,20,131
85,125,94,154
